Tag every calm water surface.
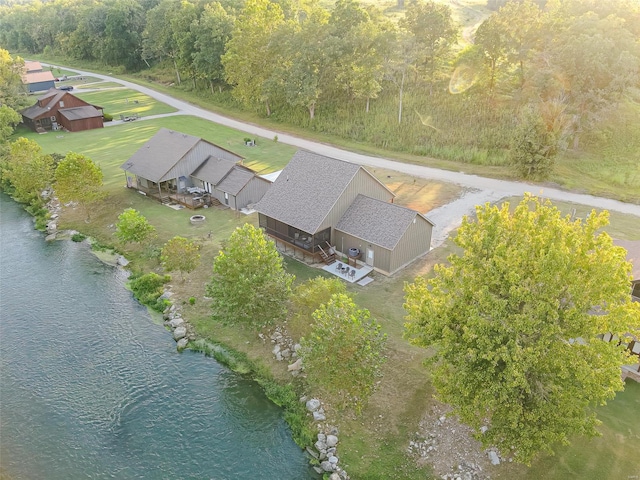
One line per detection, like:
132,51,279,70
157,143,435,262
0,194,314,479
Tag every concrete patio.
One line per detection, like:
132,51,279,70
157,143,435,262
321,262,373,284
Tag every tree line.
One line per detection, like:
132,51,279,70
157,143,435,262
1,0,639,177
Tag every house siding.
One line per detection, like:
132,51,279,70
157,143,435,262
27,80,55,92
318,169,393,236
22,92,102,132
335,215,432,275
59,116,103,132
235,177,271,210
162,142,223,186
388,216,432,274
334,229,393,274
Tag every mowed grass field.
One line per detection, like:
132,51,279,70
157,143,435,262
73,88,177,118
10,86,640,479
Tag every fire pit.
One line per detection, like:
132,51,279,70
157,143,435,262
190,215,206,225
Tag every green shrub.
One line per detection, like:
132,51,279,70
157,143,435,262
71,233,87,242
189,296,196,305
103,113,113,122
128,272,171,312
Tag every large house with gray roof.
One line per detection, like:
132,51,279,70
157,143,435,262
120,128,270,210
255,151,434,275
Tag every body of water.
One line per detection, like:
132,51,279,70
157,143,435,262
0,194,314,479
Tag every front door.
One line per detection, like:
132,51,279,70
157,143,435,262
366,248,374,266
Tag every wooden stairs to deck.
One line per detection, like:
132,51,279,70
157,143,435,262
318,242,337,265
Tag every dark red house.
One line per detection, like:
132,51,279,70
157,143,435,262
20,89,104,133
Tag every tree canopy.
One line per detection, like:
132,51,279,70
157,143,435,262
206,223,294,327
404,194,640,464
114,208,156,245
300,293,387,413
54,152,105,219
161,236,201,281
0,138,55,205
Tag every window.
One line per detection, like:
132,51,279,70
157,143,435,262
59,101,64,107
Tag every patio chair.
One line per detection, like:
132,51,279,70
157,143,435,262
335,262,342,272
349,269,356,280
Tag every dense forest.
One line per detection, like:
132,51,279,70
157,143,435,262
1,0,639,180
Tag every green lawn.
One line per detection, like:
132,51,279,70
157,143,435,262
12,115,295,183
496,380,640,480
73,88,177,119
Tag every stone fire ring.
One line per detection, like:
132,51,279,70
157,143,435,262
190,215,206,225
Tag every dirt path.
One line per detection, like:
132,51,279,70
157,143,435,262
45,64,640,240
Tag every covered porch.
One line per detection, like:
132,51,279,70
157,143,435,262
125,175,216,209
259,215,333,262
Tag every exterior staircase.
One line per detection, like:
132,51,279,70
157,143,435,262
318,242,337,265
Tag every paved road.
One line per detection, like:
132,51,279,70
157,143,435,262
50,65,640,245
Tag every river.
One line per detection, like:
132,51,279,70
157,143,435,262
0,194,315,479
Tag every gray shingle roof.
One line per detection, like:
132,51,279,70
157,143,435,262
20,89,66,119
335,194,432,250
58,106,103,121
255,150,363,234
190,156,237,185
120,128,201,183
216,166,259,195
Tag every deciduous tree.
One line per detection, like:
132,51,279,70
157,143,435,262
114,208,156,245
288,276,346,340
509,105,559,180
300,293,386,413
192,2,234,93
206,223,294,327
404,195,640,464
0,49,27,110
1,138,54,205
0,105,21,142
401,0,458,94
222,0,285,116
161,236,201,281
54,152,105,220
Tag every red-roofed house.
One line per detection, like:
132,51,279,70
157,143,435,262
22,61,55,92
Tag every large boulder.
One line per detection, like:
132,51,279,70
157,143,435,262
173,326,187,340
169,317,184,328
176,338,188,350
320,461,334,472
306,398,321,412
326,434,338,447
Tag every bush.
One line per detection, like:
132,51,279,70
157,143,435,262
128,272,171,312
189,296,196,305
71,233,87,242
103,113,113,122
